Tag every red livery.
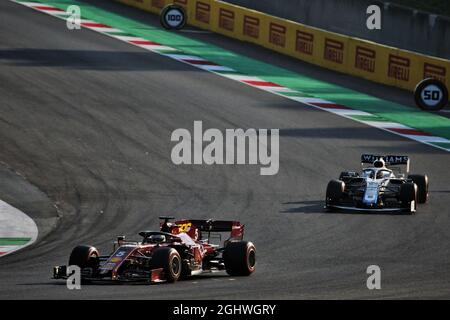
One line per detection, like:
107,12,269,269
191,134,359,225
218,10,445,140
53,217,256,283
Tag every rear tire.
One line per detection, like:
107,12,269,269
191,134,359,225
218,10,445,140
326,180,345,208
223,241,256,276
68,245,99,269
408,174,428,204
151,247,182,283
399,182,417,214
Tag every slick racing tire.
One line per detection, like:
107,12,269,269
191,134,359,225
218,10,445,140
399,182,418,214
151,247,182,282
68,245,100,269
408,174,429,204
326,180,345,207
223,241,256,276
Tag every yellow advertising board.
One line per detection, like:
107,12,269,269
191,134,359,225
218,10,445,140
115,0,450,92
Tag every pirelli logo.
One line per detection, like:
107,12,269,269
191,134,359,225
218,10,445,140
243,15,260,39
295,31,313,55
324,38,344,64
269,23,286,47
388,54,410,81
151,0,164,9
355,46,376,73
424,63,447,83
195,2,210,24
219,8,235,32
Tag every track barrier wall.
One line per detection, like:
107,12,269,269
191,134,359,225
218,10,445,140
115,0,450,92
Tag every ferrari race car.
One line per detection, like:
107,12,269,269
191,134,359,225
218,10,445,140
53,217,256,283
325,154,429,214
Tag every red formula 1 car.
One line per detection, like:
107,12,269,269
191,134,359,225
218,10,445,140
53,217,256,283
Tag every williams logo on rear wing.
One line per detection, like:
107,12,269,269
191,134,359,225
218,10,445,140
361,154,410,171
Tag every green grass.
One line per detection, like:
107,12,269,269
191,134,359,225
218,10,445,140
26,0,450,142
0,238,31,245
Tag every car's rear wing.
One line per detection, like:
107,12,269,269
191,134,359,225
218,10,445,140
361,154,410,173
187,220,242,232
169,219,244,243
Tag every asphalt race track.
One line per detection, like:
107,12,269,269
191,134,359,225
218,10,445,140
0,0,450,299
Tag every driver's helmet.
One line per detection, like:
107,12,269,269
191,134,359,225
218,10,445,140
376,170,391,179
147,234,166,243
376,170,384,179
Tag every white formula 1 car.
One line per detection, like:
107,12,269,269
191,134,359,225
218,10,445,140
325,154,429,214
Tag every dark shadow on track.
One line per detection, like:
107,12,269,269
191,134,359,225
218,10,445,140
1,0,450,299
76,0,450,118
280,200,324,214
19,272,232,287
281,200,414,216
0,49,198,71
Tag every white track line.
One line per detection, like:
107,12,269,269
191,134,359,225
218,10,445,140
0,200,38,257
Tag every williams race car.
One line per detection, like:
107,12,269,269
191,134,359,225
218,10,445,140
325,154,429,214
53,217,256,283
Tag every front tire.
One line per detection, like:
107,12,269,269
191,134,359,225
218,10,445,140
325,180,345,208
68,245,99,269
151,247,182,283
399,182,418,214
223,241,256,276
408,174,428,204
